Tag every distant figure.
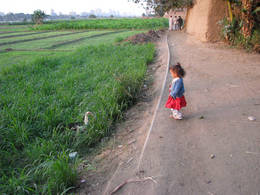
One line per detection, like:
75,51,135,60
165,63,187,120
177,16,184,30
173,16,178,31
169,16,173,31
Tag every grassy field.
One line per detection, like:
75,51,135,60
0,18,163,194
0,31,47,38
0,31,112,50
0,31,74,44
0,26,31,32
33,18,168,30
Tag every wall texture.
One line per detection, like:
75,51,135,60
185,0,228,42
164,8,187,19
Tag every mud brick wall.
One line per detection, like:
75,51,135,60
185,0,228,42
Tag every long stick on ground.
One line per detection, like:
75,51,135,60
110,177,157,195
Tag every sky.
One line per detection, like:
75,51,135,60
0,0,146,16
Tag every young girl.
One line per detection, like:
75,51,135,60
165,63,187,120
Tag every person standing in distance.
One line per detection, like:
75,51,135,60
169,15,173,31
177,16,184,30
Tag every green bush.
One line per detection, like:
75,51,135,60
114,36,125,43
250,29,260,46
219,16,260,51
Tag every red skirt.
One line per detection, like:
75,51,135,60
165,95,187,110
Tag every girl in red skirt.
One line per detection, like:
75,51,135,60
165,63,187,120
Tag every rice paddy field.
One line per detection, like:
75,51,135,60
0,18,164,194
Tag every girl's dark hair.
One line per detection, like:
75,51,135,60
169,62,186,78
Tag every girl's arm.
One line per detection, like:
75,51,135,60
170,79,182,99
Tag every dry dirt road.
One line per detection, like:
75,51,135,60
88,32,260,195
131,32,260,195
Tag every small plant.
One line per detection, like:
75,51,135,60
250,29,260,52
115,36,124,43
218,17,240,42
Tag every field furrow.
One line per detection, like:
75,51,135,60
0,30,31,35
47,30,126,49
0,31,88,46
0,31,50,39
0,25,28,29
0,31,110,50
57,30,146,50
0,31,77,44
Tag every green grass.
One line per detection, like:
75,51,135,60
0,26,31,32
0,25,29,28
33,18,168,30
0,51,66,67
0,30,144,68
0,22,157,194
55,30,146,50
0,31,39,38
0,42,155,194
0,31,110,50
0,31,74,44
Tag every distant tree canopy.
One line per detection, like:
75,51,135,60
89,14,97,18
32,10,47,25
132,0,193,16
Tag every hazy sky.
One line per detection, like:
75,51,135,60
0,0,146,15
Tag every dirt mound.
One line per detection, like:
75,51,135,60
5,48,13,51
125,30,163,44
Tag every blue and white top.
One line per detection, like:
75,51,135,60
170,77,185,99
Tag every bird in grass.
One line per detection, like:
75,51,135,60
69,111,94,133
84,111,93,125
74,112,94,135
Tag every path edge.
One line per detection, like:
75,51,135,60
137,32,171,169
102,32,171,195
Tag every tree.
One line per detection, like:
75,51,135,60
229,0,258,39
132,0,193,15
89,14,96,18
241,0,256,38
32,10,47,25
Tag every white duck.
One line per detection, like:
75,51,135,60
84,111,93,125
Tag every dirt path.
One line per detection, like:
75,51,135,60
80,32,260,195
131,32,260,195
